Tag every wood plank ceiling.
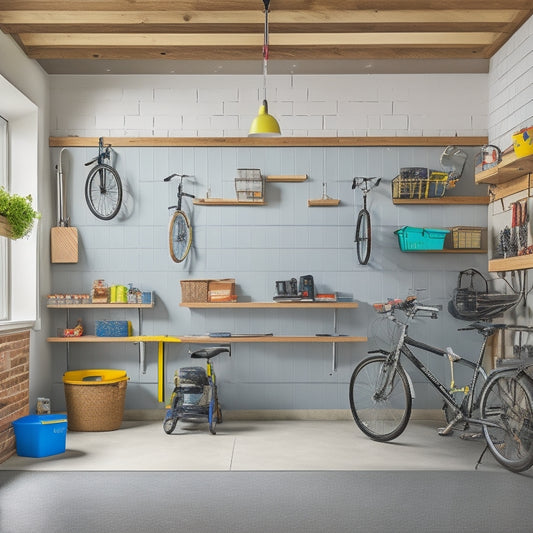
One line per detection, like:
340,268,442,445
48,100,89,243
0,1,531,65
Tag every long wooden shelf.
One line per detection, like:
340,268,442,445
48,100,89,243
308,198,340,207
193,198,265,206
50,136,487,148
488,256,533,272
47,334,365,343
180,301,358,308
266,175,307,182
475,152,533,185
179,335,367,344
47,303,154,309
392,196,489,205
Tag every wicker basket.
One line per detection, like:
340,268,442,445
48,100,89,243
63,370,127,431
180,279,210,303
445,226,484,249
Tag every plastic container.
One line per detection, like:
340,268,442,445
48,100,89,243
63,369,128,431
395,226,449,251
12,414,67,457
512,127,533,158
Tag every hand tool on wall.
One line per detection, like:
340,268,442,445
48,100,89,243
51,148,78,263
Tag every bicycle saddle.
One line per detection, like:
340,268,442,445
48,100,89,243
190,347,230,359
467,322,507,335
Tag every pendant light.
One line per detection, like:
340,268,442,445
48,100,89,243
248,0,281,137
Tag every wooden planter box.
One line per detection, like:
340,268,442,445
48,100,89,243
0,215,13,238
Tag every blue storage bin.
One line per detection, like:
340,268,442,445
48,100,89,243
95,320,132,337
12,414,67,458
395,226,449,251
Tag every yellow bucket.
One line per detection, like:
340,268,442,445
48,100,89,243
63,369,128,385
512,127,533,158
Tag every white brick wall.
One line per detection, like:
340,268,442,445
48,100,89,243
488,14,533,147
49,73,489,138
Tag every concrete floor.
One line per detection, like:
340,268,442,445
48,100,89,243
0,418,508,472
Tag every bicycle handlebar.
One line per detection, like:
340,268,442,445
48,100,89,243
163,173,192,182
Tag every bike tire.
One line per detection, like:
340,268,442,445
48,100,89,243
85,163,123,220
355,209,371,265
480,371,533,472
168,210,192,263
349,354,412,442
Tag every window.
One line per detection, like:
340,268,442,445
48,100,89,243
0,116,7,321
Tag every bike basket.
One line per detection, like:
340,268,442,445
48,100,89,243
448,268,521,320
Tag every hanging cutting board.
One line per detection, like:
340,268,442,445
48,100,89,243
51,148,78,263
51,226,78,263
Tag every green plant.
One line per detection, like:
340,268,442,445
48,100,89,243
0,186,40,239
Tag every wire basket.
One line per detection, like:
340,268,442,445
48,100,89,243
63,379,127,431
392,172,449,199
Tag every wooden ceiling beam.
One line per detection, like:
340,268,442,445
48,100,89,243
19,32,501,48
0,9,523,30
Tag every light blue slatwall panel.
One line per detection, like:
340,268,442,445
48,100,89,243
49,145,488,411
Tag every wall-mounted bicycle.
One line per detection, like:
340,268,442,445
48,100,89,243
84,137,123,220
164,173,195,263
352,177,381,265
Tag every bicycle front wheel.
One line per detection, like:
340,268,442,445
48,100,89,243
480,372,533,472
85,164,123,220
355,209,371,265
349,354,412,442
168,210,192,263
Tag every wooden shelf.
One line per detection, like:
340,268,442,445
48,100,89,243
47,303,154,309
47,334,365,343
475,152,533,185
266,175,307,182
405,249,488,254
488,256,533,272
178,335,367,344
392,196,489,205
180,301,358,309
193,198,265,206
308,198,340,207
50,136,488,148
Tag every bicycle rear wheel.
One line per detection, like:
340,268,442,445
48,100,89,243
355,208,371,265
349,354,412,442
168,210,192,263
85,164,123,220
480,372,533,472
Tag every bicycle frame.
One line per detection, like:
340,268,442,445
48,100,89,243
374,304,495,431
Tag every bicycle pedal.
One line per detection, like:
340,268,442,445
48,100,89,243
459,432,483,440
437,427,454,436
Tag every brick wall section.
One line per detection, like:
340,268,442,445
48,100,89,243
0,330,30,463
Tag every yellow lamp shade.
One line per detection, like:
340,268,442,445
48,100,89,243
248,99,281,137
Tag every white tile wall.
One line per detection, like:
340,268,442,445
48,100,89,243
488,15,533,147
49,73,488,138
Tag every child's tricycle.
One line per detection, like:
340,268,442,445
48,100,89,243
163,346,230,435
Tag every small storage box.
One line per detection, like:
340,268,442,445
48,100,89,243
12,414,67,458
395,226,449,251
180,279,210,303
95,320,132,337
445,226,485,249
63,369,128,431
235,169,264,202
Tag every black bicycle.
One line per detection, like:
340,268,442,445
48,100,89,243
164,173,195,263
351,177,381,265
84,137,123,220
349,296,533,473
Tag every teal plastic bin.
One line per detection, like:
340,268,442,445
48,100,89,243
12,414,67,457
395,226,449,251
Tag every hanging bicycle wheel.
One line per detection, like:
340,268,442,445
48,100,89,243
85,164,123,220
355,208,371,265
168,210,192,263
480,371,533,472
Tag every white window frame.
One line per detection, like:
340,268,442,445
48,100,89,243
0,116,7,321
0,74,38,331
